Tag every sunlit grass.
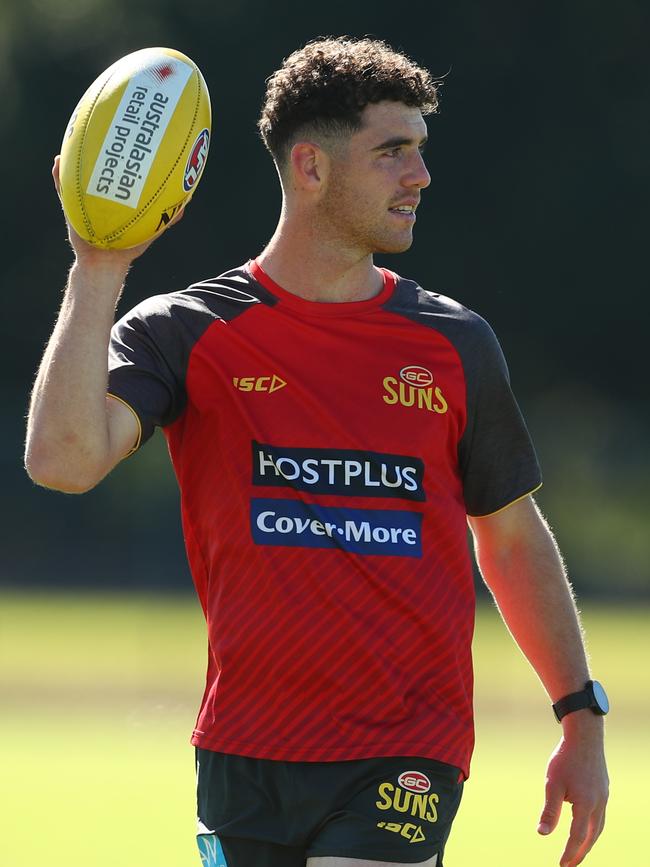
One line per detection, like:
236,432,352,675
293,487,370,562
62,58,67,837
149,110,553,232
0,593,646,866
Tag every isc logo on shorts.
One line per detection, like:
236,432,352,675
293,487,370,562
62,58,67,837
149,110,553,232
376,820,427,844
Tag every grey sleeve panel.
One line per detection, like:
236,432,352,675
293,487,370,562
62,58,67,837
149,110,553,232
383,279,542,516
108,294,197,445
453,309,542,516
108,268,277,446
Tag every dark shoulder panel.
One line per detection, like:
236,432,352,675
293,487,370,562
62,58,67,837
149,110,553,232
180,267,279,322
109,265,275,446
383,276,490,344
384,277,542,516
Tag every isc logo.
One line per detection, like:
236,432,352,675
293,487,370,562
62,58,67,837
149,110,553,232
376,821,426,844
233,375,287,393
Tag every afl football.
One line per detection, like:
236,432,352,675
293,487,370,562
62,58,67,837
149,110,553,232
59,47,211,249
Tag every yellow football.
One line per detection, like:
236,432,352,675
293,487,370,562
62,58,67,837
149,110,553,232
59,47,211,249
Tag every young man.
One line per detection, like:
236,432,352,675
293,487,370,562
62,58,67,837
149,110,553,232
26,37,608,867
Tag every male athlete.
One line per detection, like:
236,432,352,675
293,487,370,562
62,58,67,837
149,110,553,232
26,37,608,867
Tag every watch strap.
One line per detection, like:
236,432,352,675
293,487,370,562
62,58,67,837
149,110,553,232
552,680,608,722
553,688,593,722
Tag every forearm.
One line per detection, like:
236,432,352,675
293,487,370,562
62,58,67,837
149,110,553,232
473,502,590,702
25,260,128,491
471,498,608,864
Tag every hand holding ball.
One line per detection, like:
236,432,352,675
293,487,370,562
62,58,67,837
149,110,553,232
59,47,211,249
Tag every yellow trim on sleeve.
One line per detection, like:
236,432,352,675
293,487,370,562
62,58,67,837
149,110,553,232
106,392,143,458
470,482,543,519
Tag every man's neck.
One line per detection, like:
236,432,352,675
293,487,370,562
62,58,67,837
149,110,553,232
257,222,384,304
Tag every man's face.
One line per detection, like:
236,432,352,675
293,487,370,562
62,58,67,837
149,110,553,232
318,101,431,255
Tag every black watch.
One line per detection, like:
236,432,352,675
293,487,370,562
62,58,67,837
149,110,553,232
552,680,609,723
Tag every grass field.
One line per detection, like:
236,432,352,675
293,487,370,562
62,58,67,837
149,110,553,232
0,592,647,866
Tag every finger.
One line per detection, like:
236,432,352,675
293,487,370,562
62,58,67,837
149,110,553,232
577,805,607,863
559,805,591,867
571,817,602,867
52,155,62,198
169,205,186,227
538,779,564,835
596,804,607,841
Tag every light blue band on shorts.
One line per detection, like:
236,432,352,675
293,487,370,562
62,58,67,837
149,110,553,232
197,834,228,867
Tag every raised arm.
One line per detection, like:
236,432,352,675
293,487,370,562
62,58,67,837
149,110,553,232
468,495,608,867
24,157,169,492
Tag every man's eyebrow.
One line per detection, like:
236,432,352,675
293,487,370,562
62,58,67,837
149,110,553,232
372,135,428,151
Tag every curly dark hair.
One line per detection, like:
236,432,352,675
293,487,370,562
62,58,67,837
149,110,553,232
258,36,439,167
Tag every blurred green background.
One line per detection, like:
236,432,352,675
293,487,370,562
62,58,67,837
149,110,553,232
1,0,648,865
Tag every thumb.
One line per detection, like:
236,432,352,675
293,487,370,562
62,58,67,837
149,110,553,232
538,780,564,835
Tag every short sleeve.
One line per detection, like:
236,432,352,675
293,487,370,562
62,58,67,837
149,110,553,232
108,295,189,447
459,316,542,516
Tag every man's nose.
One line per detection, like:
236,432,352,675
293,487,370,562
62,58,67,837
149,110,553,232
405,150,431,189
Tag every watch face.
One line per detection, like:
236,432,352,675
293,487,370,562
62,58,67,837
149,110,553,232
592,680,610,714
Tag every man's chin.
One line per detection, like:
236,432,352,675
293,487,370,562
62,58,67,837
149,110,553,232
373,234,414,255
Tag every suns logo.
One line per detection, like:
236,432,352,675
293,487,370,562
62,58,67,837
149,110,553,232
376,781,439,823
382,366,447,414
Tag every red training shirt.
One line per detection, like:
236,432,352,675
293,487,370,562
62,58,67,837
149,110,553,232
108,261,541,778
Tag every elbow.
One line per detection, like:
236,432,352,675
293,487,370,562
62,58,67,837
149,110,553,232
24,442,104,494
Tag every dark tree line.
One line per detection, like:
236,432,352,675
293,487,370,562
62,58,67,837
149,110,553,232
2,0,648,595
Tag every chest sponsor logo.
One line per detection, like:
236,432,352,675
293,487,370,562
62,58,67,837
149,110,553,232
252,442,425,501
383,365,448,414
251,499,422,558
376,781,439,823
233,375,287,393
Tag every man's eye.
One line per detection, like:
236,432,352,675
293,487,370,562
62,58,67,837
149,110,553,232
385,147,402,158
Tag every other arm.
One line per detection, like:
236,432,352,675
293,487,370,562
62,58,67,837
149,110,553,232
24,157,160,492
468,495,609,867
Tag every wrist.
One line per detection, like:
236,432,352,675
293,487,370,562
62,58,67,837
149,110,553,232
68,259,129,304
561,707,605,734
561,710,606,752
70,255,130,281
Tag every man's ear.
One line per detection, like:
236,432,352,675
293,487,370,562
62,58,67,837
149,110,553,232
289,141,328,191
